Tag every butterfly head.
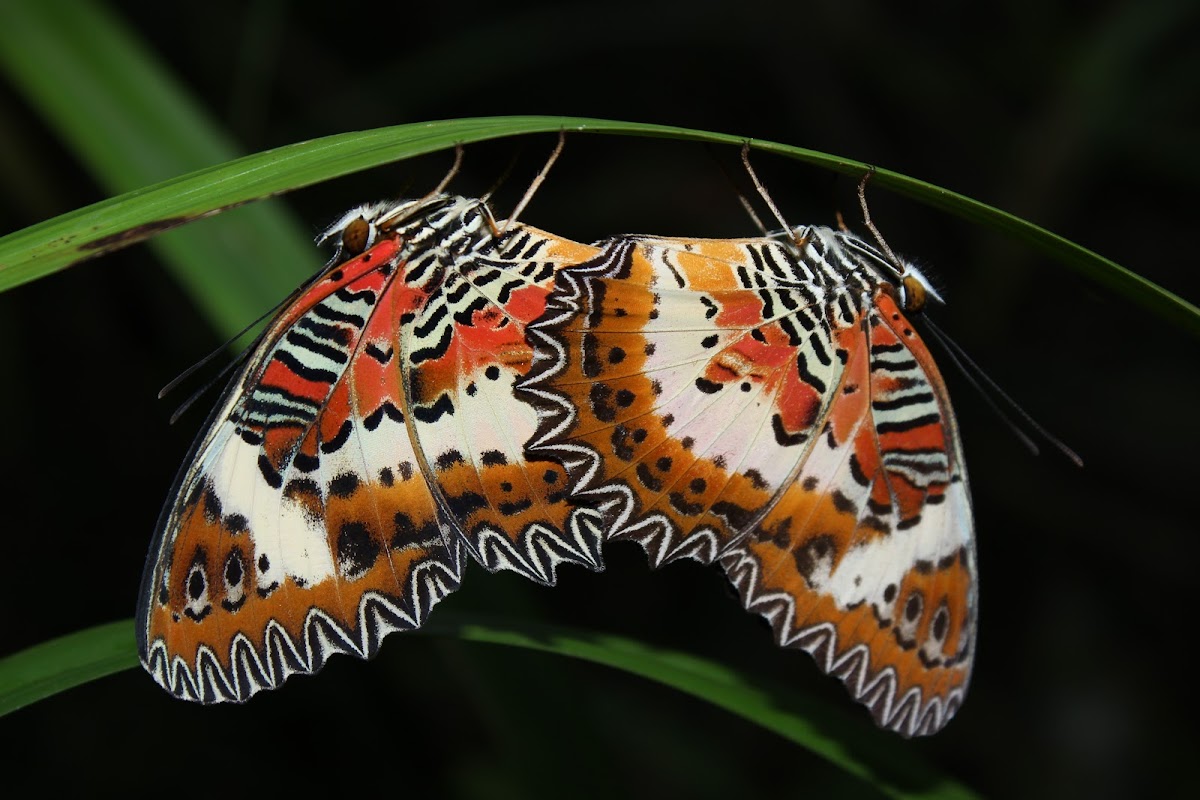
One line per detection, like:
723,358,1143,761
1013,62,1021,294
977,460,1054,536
316,200,398,261
316,194,467,264
831,229,945,315
897,262,943,313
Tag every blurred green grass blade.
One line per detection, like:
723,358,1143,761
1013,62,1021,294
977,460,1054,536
0,115,1193,336
0,117,746,301
0,616,976,800
0,0,317,336
445,616,978,800
0,621,137,717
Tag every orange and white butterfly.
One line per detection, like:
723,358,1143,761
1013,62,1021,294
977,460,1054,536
522,226,975,736
138,178,975,736
137,194,605,702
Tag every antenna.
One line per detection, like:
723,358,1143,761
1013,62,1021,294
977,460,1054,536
158,295,292,402
501,130,566,236
431,143,464,196
922,316,1084,467
856,168,906,274
741,142,807,249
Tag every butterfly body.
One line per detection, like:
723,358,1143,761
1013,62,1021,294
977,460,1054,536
523,227,975,736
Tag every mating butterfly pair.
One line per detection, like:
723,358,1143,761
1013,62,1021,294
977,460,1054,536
138,189,975,737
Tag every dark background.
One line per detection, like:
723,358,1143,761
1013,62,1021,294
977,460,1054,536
2,1,1197,797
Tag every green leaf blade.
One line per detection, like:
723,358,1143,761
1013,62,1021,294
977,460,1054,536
0,621,137,717
0,116,1193,336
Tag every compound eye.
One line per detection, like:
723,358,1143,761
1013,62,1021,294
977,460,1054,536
340,217,372,256
901,274,927,313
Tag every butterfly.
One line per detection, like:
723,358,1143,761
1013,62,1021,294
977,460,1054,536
138,178,975,736
137,193,606,702
521,226,976,736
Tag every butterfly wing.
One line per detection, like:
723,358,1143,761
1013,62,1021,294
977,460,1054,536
524,230,976,735
139,196,605,702
395,209,606,583
139,235,465,701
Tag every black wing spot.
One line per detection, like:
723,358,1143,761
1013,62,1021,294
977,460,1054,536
582,333,602,378
224,554,242,585
848,454,870,486
284,478,320,501
668,492,704,515
744,469,768,490
187,563,206,601
710,500,751,530
257,455,283,489
831,489,857,515
499,498,533,515
590,383,617,423
480,450,508,466
932,605,949,641
905,592,924,622
611,426,636,461
447,491,488,518
436,450,465,470
636,463,663,492
337,522,380,580
320,419,353,454
294,452,320,473
772,414,806,447
329,472,361,499
795,534,836,581
414,394,455,423
201,488,223,523
365,343,393,364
